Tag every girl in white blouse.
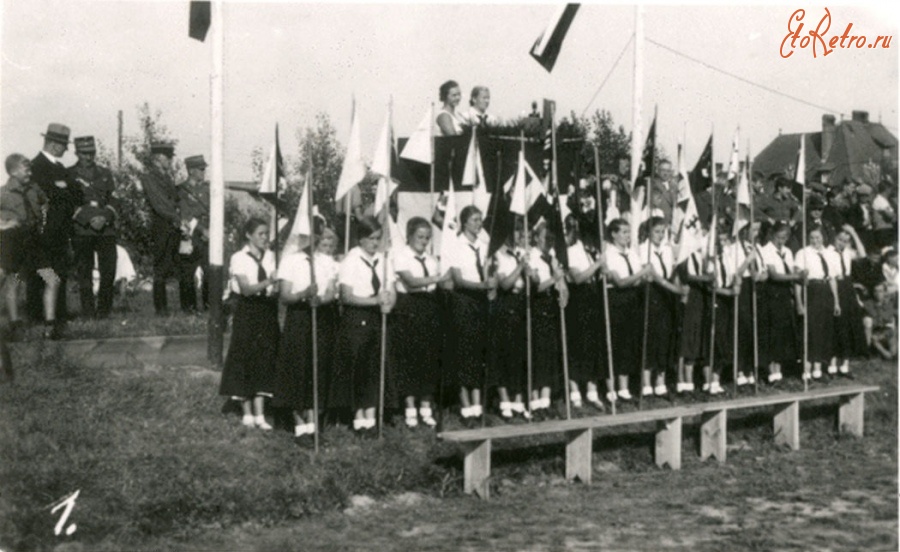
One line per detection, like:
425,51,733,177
218,218,280,430
794,226,841,380
436,80,466,136
829,224,867,374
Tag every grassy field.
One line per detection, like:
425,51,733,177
0,349,896,551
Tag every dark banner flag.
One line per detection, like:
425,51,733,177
690,134,714,197
189,1,211,42
635,115,656,191
530,4,580,73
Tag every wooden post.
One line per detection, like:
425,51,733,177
307,147,320,455
594,146,616,416
521,132,534,419
655,416,682,469
550,101,571,421
378,98,392,440
207,0,225,366
700,409,727,462
565,428,593,483
773,401,800,450
838,393,865,437
463,439,491,498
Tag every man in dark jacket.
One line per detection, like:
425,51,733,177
141,141,180,315
70,136,118,319
27,123,83,332
177,155,210,313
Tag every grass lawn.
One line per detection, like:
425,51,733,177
1,350,896,551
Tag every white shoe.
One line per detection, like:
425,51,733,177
419,407,437,427
802,372,812,381
606,391,618,403
471,404,483,417
709,383,725,395
839,364,850,374
294,424,306,437
812,368,823,379
654,385,668,396
747,375,756,385
617,389,633,401
767,373,777,384
306,423,316,435
684,383,695,392
586,390,601,404
529,399,543,411
702,383,710,392
405,408,419,428
254,415,273,431
540,397,551,409
827,364,838,375
511,402,525,414
364,418,376,429
352,418,366,431
500,401,513,418
773,373,783,382
736,374,748,386
641,385,654,396
460,406,474,419
241,414,255,428
676,382,686,393
570,392,583,409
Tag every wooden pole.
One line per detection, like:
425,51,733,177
639,105,656,408
521,132,533,420
307,145,320,454
378,97,392,439
550,101,571,420
117,110,123,170
207,0,225,366
801,135,809,392
429,102,436,255
595,146,616,415
629,5,644,195
749,143,759,394
708,129,716,391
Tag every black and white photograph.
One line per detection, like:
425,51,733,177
1,1,897,550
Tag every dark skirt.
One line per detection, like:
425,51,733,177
608,286,643,377
272,303,337,412
646,284,676,373
680,284,710,363
761,281,798,366
531,290,560,390
737,278,757,372
390,292,442,402
328,305,386,410
710,294,734,371
805,282,835,363
491,291,526,395
834,279,867,359
450,290,489,389
219,296,279,398
566,283,601,384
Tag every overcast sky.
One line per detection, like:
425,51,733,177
1,1,897,181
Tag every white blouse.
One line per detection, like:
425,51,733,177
638,241,674,280
229,246,277,296
827,246,856,279
278,251,339,299
444,233,487,283
794,246,836,280
760,242,794,275
604,246,643,281
393,245,439,293
495,246,527,292
528,247,556,284
567,240,594,275
339,246,394,298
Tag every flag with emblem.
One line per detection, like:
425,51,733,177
674,182,704,265
530,4,580,72
732,156,751,237
726,128,741,181
690,134,713,196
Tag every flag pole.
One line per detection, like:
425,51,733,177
550,101,571,421
378,97,392,440
595,146,616,416
343,97,356,256
207,0,225,366
748,142,759,394
708,127,717,393
732,134,740,397
521,131,534,421
307,144,320,454
801,135,809,392
639,106,656,409
430,102,436,255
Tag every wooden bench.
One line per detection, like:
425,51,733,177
438,384,879,499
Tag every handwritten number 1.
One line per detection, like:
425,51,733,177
50,490,79,536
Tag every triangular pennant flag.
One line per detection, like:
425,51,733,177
291,175,312,238
675,143,692,204
258,125,285,198
510,149,528,216
335,101,366,201
441,181,460,261
796,134,806,186
530,4,580,73
690,134,714,196
371,109,392,179
674,185,704,265
374,177,398,217
732,163,751,237
706,214,718,262
635,114,656,192
462,128,480,187
400,106,433,164
726,128,741,181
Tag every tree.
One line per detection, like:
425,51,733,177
290,113,345,226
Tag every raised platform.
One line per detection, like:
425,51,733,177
439,384,880,499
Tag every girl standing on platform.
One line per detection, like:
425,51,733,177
445,206,496,423
733,222,763,386
565,214,606,410
528,223,568,418
492,217,529,419
678,233,713,394
638,217,681,397
330,216,395,433
392,217,448,428
219,218,280,430
705,228,741,395
603,219,651,402
759,222,805,383
794,226,841,381
274,222,340,438
829,225,868,374
436,80,466,136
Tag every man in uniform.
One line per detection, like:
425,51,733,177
141,141,180,316
177,155,210,313
70,136,118,319
28,123,82,331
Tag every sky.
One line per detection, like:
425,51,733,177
1,1,898,182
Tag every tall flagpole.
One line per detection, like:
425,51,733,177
207,0,225,366
550,102,572,421
708,126,717,391
521,131,534,421
378,97,393,439
595,146,616,415
801,134,809,392
307,144,320,454
639,105,656,409
343,97,355,256
748,142,759,394
732,130,741,396
629,5,644,198
429,102,436,255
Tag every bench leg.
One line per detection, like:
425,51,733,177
565,428,593,484
838,393,865,437
774,401,800,450
700,409,727,463
655,417,682,470
463,439,491,499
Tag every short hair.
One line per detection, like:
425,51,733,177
469,86,489,106
807,224,824,239
243,217,268,238
771,221,791,238
406,216,431,239
606,218,629,241
459,205,482,229
439,80,460,103
356,215,382,241
774,176,793,189
5,153,28,174
564,213,580,238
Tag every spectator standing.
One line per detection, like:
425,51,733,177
141,141,180,315
177,155,210,312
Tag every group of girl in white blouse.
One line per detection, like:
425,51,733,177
219,206,869,435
